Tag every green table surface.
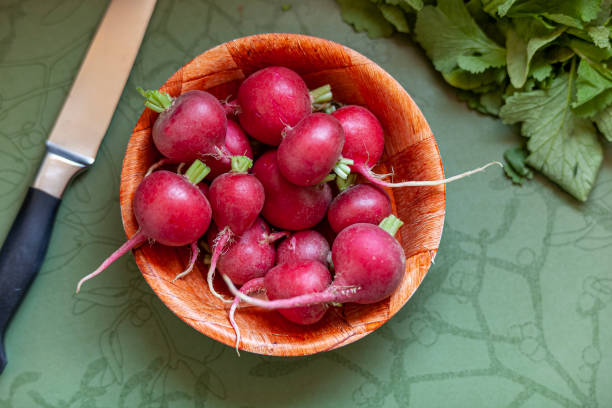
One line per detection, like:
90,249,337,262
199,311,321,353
1,1,611,407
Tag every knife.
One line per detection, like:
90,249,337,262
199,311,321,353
0,0,157,373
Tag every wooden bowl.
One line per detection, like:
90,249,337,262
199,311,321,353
120,34,445,356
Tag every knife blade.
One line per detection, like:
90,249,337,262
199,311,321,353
0,0,157,373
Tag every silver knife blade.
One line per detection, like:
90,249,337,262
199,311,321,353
33,0,156,198
47,0,157,164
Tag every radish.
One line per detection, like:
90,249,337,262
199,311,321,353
276,230,330,267
332,105,501,187
76,160,212,292
253,150,332,231
277,113,352,186
138,88,226,163
207,156,265,301
265,260,332,324
222,215,406,308
205,119,253,178
233,67,333,146
228,260,331,354
208,218,287,286
327,184,392,233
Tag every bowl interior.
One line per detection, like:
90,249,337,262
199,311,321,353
120,33,445,356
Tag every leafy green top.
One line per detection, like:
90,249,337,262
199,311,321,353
337,0,612,201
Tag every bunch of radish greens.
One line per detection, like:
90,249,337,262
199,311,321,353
76,65,496,353
338,0,612,202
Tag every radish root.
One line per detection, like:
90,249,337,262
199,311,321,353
76,230,147,293
229,277,265,356
207,227,234,303
172,242,199,282
359,161,502,187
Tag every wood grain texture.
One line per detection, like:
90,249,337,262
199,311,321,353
119,34,446,356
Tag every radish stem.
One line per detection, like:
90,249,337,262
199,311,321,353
137,87,173,113
184,160,211,184
333,157,354,180
231,156,253,173
310,84,333,105
379,215,404,236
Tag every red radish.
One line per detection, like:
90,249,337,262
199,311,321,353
223,215,406,309
76,160,212,292
138,88,226,163
277,113,348,186
233,67,333,146
332,105,384,177
236,67,311,146
208,218,287,286
206,119,253,178
253,150,332,231
229,277,265,355
228,260,332,354
265,260,332,324
327,184,392,233
332,105,501,187
276,230,330,267
207,156,265,300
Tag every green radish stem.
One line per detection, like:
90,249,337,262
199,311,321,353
333,157,354,179
231,156,253,173
324,104,337,114
336,173,357,192
378,215,404,236
137,87,173,113
76,231,147,293
172,242,200,282
320,174,337,184
309,84,333,105
185,160,211,184
229,277,265,356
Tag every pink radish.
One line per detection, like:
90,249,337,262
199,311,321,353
236,67,310,146
233,67,333,146
277,113,350,186
138,88,226,163
327,183,392,233
253,150,332,231
208,218,287,286
76,160,212,292
332,105,501,187
205,119,253,178
222,214,406,309
276,230,330,267
207,156,265,300
228,260,332,354
265,260,332,324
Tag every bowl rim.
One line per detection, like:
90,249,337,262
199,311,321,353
120,33,446,356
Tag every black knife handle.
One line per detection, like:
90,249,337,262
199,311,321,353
0,187,61,373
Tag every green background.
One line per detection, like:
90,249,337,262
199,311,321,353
0,0,611,407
